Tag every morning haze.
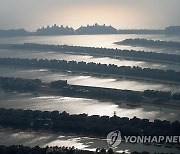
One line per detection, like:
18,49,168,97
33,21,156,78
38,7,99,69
0,0,180,153
0,0,180,30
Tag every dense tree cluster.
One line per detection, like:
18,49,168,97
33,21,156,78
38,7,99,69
62,85,180,102
4,43,180,63
0,145,151,154
36,24,75,35
0,29,31,37
51,80,68,88
76,24,118,34
0,77,41,92
0,108,179,142
51,81,180,103
61,84,143,103
165,26,180,35
118,38,180,49
172,93,180,101
143,90,171,100
0,77,179,104
0,58,179,83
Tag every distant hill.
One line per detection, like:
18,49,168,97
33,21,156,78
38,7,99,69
165,26,180,35
0,29,31,37
36,24,75,35
76,23,118,35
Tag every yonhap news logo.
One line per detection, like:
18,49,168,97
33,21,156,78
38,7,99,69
106,130,122,148
106,130,180,148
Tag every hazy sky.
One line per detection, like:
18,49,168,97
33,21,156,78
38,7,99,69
0,0,180,30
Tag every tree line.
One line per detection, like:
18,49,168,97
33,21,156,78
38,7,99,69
0,108,179,143
0,76,179,104
51,80,180,103
117,38,180,49
0,58,180,83
4,43,180,63
0,145,151,154
0,77,41,92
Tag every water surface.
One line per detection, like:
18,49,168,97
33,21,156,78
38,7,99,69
0,90,179,122
0,49,179,71
0,128,179,154
0,66,179,93
0,34,180,55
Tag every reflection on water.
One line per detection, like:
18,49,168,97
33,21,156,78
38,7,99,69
0,49,179,71
0,34,180,153
0,128,179,154
0,34,180,54
0,66,179,93
0,34,180,55
0,90,179,122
